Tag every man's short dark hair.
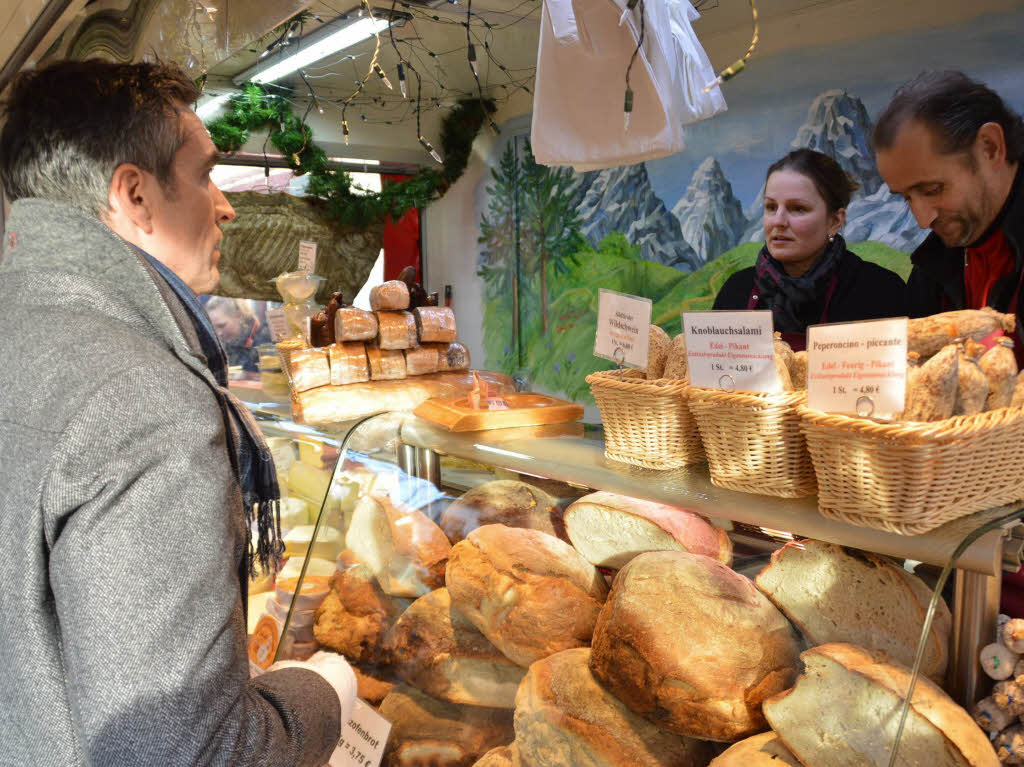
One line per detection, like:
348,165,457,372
0,59,201,217
874,71,1024,164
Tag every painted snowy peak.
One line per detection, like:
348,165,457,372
574,162,701,272
792,89,883,197
672,156,748,263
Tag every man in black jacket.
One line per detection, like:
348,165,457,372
875,71,1024,357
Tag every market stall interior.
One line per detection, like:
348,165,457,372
7,0,1024,764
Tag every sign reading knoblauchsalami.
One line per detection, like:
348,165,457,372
594,289,652,369
682,311,778,392
806,317,908,417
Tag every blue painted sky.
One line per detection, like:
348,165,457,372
645,6,1024,212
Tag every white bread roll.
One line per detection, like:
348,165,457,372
564,491,731,569
346,493,451,598
367,346,407,380
763,643,998,767
440,480,564,545
708,732,800,766
313,564,410,663
328,342,370,385
386,588,526,708
380,684,514,767
754,539,951,682
285,347,330,392
446,525,609,668
376,311,419,350
589,550,800,742
513,648,714,767
334,306,378,342
370,280,411,311
405,344,440,376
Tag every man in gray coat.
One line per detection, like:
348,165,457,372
0,59,354,765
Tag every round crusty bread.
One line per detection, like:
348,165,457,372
439,481,564,545
564,491,732,570
386,588,527,708
589,550,801,742
472,745,520,767
646,325,671,379
446,524,609,668
313,564,410,663
763,643,998,767
380,684,514,767
708,732,800,766
662,333,689,382
352,663,397,707
754,540,951,682
514,648,714,767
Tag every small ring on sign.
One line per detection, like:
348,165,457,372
856,395,875,417
613,346,627,378
718,374,736,391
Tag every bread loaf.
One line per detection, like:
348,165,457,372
379,684,514,767
513,648,714,767
790,350,808,389
645,325,670,379
908,309,1009,357
346,493,452,598
405,345,440,376
754,540,951,681
563,491,731,569
446,525,609,667
472,745,520,767
376,311,419,350
415,306,458,343
334,306,379,342
589,550,801,742
387,588,526,708
979,338,1018,410
353,664,397,706
328,342,370,385
367,346,407,380
431,342,472,372
313,564,410,663
662,333,689,382
439,481,564,545
708,732,801,766
954,345,989,416
904,344,958,421
774,334,795,371
763,643,998,767
774,350,794,391
285,347,330,392
370,280,411,311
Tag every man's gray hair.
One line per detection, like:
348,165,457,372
0,59,201,217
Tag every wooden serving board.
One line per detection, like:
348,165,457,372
414,392,584,431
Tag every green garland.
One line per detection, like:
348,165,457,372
206,83,496,228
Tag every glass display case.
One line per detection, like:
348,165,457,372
235,384,1024,765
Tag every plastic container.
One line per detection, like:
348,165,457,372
274,271,326,303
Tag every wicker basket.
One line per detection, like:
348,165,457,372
688,389,816,497
586,369,703,470
798,405,1024,534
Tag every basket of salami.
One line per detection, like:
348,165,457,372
687,335,816,498
586,327,702,470
799,309,1024,534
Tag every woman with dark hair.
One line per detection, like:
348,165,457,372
713,148,907,349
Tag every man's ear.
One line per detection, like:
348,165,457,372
107,163,155,234
975,122,1008,166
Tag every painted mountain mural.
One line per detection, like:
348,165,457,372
672,157,748,264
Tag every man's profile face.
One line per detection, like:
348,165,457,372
146,108,235,293
877,119,1002,248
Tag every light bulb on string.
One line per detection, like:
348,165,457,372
343,120,350,145
623,87,633,131
419,136,443,164
397,63,407,98
467,44,479,77
374,64,393,90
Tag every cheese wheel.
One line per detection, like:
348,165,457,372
414,306,457,343
285,348,330,393
376,311,418,350
275,574,332,611
370,280,410,311
328,342,370,385
334,306,378,342
368,346,407,380
405,345,439,376
429,342,471,371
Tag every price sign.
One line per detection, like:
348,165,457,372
330,699,391,767
682,311,778,392
806,317,908,417
594,289,652,369
266,308,288,342
297,240,318,273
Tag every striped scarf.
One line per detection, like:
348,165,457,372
753,234,846,333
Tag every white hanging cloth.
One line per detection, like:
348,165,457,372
531,0,726,172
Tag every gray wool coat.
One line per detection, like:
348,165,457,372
0,199,340,766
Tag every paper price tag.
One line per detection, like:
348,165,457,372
594,289,652,369
297,240,318,273
266,308,288,342
330,699,391,767
806,317,908,417
682,311,778,392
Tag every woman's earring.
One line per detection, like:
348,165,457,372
828,233,836,243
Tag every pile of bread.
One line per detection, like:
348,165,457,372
301,478,998,766
975,617,1024,761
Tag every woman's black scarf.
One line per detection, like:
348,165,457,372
753,233,846,333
